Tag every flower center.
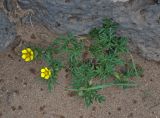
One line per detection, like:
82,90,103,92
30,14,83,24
45,71,49,75
26,52,31,57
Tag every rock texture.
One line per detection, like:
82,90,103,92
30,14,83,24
0,10,16,51
112,0,129,2
3,0,160,61
3,0,17,11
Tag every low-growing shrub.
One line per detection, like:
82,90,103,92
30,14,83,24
21,18,143,106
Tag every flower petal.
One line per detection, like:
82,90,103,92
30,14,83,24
49,71,51,76
31,51,34,55
22,54,26,59
27,48,32,52
22,50,27,54
41,68,45,73
41,73,45,78
25,57,31,62
44,75,50,80
45,67,48,71
31,55,34,60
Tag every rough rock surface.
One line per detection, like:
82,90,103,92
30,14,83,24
3,0,160,61
0,10,16,51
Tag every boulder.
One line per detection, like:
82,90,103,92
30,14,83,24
0,10,16,51
9,0,160,61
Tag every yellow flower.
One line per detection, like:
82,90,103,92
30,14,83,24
21,48,34,62
41,67,52,80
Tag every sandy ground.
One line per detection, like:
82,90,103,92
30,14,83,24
0,24,160,118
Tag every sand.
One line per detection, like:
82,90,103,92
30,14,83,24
0,24,160,118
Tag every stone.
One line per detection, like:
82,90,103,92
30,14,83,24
154,0,160,4
3,0,17,11
112,0,129,2
0,10,16,51
16,0,160,61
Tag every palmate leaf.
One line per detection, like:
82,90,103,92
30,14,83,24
71,63,97,89
84,91,105,107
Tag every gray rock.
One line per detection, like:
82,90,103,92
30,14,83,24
0,10,16,51
154,0,160,4
17,0,115,34
3,0,17,11
17,0,160,61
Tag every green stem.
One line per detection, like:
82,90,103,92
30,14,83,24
129,53,139,78
66,82,136,91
